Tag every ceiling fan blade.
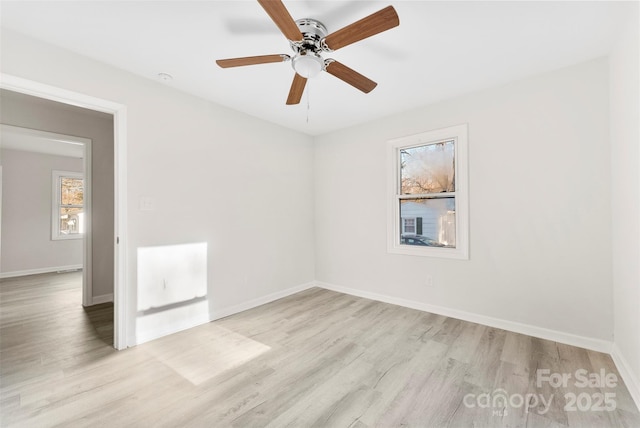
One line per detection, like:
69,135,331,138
286,73,307,105
323,5,399,51
216,54,289,68
325,60,377,94
257,0,303,42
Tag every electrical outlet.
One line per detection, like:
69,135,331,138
426,275,434,287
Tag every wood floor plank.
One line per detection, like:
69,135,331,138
1,272,638,427
357,339,450,426
464,326,508,389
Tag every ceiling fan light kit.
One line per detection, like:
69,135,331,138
290,19,327,78
216,0,399,105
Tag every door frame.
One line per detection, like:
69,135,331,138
1,73,129,350
1,124,93,304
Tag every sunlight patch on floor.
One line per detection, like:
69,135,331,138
142,324,271,386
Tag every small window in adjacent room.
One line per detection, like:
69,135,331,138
52,170,84,240
387,124,469,259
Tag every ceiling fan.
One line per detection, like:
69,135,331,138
216,0,399,105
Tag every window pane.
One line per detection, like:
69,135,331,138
61,177,83,205
400,198,456,248
400,140,455,194
60,207,84,235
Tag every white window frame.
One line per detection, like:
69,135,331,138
387,124,469,259
52,170,84,241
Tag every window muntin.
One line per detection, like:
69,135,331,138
52,171,84,240
387,124,468,259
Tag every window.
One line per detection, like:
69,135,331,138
52,170,84,240
402,217,418,234
387,124,469,259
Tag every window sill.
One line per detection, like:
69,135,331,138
52,234,84,241
387,244,469,260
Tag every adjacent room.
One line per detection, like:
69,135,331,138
1,1,638,427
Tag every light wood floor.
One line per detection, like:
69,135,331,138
1,272,638,427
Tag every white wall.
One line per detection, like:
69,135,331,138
1,30,316,345
315,58,612,342
1,90,115,298
0,148,83,273
610,3,640,406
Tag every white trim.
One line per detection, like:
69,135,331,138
316,281,613,354
1,73,128,350
136,312,210,346
387,124,469,260
114,108,128,350
0,75,123,114
210,281,316,321
611,343,640,411
135,281,316,345
83,141,93,307
0,265,83,279
92,293,114,305
0,124,85,158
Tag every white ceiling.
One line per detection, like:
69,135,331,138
0,1,630,136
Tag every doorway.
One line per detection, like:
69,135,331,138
0,74,127,350
0,124,93,304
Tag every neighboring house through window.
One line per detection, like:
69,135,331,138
52,170,84,240
387,124,469,259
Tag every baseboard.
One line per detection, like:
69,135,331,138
135,311,210,345
611,343,640,411
134,280,316,346
91,293,113,305
316,281,613,354
0,264,83,279
210,281,316,321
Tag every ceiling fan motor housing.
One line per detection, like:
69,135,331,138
291,19,328,52
290,18,329,78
